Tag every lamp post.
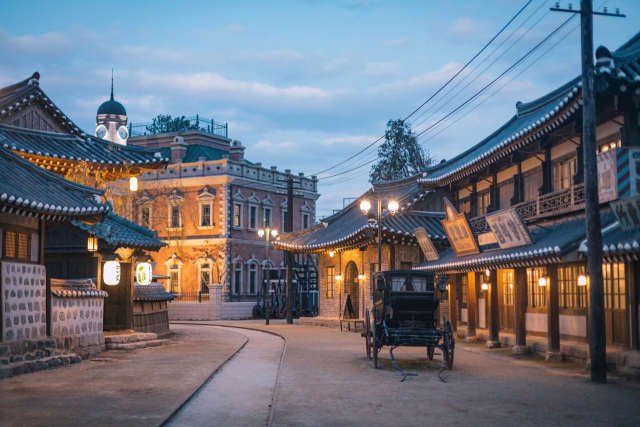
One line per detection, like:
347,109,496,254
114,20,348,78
360,194,398,273
258,227,278,325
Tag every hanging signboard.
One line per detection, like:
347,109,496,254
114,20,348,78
598,150,618,202
611,195,640,230
477,231,498,246
485,209,533,249
597,148,640,203
441,197,480,257
414,227,439,261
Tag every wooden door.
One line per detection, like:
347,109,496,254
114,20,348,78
103,262,132,331
500,270,515,331
603,263,629,346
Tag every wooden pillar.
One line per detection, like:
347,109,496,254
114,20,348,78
514,267,527,347
126,256,136,331
511,160,523,205
540,146,553,195
488,269,500,346
467,272,477,338
449,273,458,332
470,184,478,218
488,173,499,213
546,264,561,356
628,260,638,350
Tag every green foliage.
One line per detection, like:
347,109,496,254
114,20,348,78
369,119,435,182
146,115,205,134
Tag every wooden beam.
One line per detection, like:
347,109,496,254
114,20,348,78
488,269,500,345
467,273,477,338
449,274,458,332
514,267,527,347
546,263,560,353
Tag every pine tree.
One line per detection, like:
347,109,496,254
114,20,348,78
369,119,435,182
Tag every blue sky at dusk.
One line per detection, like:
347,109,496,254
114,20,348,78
1,0,639,218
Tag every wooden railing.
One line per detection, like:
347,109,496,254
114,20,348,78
469,183,586,233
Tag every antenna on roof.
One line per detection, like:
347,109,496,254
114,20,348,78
110,69,114,101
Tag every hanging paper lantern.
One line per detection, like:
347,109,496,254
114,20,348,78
136,262,152,286
87,235,98,252
130,176,138,192
104,261,121,286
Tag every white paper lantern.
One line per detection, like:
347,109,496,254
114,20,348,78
136,262,152,286
104,261,121,286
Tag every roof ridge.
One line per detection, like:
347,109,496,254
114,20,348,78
0,72,39,98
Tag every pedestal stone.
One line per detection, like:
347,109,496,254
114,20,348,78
512,345,532,355
545,351,564,362
486,341,501,348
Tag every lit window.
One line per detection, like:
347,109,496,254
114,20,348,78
326,267,335,298
199,263,211,293
553,158,577,191
234,204,242,227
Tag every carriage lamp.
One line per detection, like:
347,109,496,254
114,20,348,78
388,201,399,215
104,261,121,286
129,176,138,192
335,275,342,281
358,274,365,280
481,283,488,291
329,251,334,257
539,276,549,287
360,200,371,216
485,269,491,277
578,274,588,286
87,234,98,252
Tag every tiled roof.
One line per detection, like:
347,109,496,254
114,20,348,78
0,72,86,136
579,221,640,262
160,143,254,165
276,175,446,252
72,211,167,251
415,210,617,274
134,284,176,302
0,147,109,219
595,30,640,84
50,279,108,298
0,124,170,169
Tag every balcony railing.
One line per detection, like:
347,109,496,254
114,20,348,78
469,183,585,233
169,291,210,303
129,115,228,138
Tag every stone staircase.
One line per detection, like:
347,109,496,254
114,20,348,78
104,330,170,351
0,338,83,379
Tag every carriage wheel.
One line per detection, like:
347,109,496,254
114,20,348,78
427,346,435,361
278,305,287,319
363,309,372,359
445,321,455,370
252,304,262,319
372,311,378,369
309,304,318,317
296,304,305,318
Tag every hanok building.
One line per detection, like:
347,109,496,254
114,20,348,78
413,33,640,368
126,117,321,301
275,176,448,323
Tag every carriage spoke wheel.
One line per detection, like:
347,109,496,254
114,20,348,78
252,304,262,319
445,321,455,370
362,309,372,360
296,304,305,318
309,304,318,317
427,346,435,361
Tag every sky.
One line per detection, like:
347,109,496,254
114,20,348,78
1,0,639,220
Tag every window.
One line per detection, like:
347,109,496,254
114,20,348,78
264,208,272,228
523,168,543,201
282,210,288,233
459,199,471,214
302,213,309,229
553,158,577,191
234,204,243,228
200,202,212,227
499,181,514,210
199,263,211,293
250,206,257,229
502,270,514,306
598,139,620,153
461,275,468,304
558,264,587,308
527,267,547,308
3,231,30,260
477,192,490,216
603,262,626,310
170,266,180,293
326,267,335,298
140,206,150,228
249,264,257,294
169,205,181,228
234,263,242,294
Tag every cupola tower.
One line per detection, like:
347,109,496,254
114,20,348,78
96,70,128,145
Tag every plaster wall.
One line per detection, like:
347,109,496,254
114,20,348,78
526,312,548,333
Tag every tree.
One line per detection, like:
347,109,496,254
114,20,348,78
146,115,204,134
369,119,435,182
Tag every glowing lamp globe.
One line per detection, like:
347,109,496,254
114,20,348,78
481,283,488,291
388,201,399,215
329,251,334,257
578,275,588,286
130,176,138,192
104,261,121,286
258,229,265,237
136,262,153,286
485,269,491,277
360,200,371,215
539,277,548,287
271,229,278,237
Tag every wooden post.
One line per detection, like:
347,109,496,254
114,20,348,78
286,174,294,324
514,267,527,348
628,261,638,350
449,273,458,332
488,269,500,347
546,264,561,359
467,272,477,339
126,257,136,331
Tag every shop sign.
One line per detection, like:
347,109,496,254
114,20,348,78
441,197,480,257
485,209,533,249
477,232,498,246
611,195,640,230
414,227,439,261
597,148,640,203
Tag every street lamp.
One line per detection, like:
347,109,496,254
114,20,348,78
258,226,278,325
360,194,398,274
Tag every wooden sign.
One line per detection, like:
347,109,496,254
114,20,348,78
414,227,439,261
477,231,498,246
597,148,640,203
340,294,355,319
611,195,640,230
598,150,617,202
441,197,480,257
440,301,450,325
485,209,533,249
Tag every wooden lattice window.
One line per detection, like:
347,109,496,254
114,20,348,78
553,158,577,192
461,274,468,304
477,192,490,216
527,267,547,308
558,264,587,308
3,231,30,261
502,270,514,306
603,263,626,310
326,267,335,298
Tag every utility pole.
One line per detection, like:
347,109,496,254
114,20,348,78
551,1,625,383
286,174,294,324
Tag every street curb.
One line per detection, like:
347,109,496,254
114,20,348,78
169,322,288,427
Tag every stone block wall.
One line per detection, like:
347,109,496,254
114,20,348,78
1,262,47,342
51,296,105,357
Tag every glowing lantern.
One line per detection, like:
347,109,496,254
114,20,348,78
485,269,491,277
136,262,152,286
104,261,121,286
329,251,334,257
87,235,98,252
360,200,371,215
130,176,138,192
539,276,549,287
578,274,588,286
387,201,399,215
481,283,488,291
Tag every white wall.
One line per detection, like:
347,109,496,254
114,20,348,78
526,312,548,333
560,314,587,337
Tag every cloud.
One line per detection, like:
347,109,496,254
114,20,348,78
224,23,247,33
363,62,399,77
450,17,489,37
379,38,411,48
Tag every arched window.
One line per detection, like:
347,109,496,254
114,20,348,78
234,263,243,294
249,263,258,294
199,262,211,293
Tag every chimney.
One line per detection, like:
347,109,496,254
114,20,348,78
170,136,187,163
229,140,245,161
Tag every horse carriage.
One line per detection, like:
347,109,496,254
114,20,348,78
361,270,454,381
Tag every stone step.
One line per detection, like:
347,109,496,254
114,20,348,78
105,339,170,351
104,332,157,344
0,354,82,379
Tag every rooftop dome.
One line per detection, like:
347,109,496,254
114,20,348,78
97,74,126,116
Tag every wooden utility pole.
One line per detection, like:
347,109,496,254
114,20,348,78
551,1,625,382
286,175,294,324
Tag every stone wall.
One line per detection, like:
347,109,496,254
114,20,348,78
51,296,105,357
1,262,47,342
168,284,254,320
